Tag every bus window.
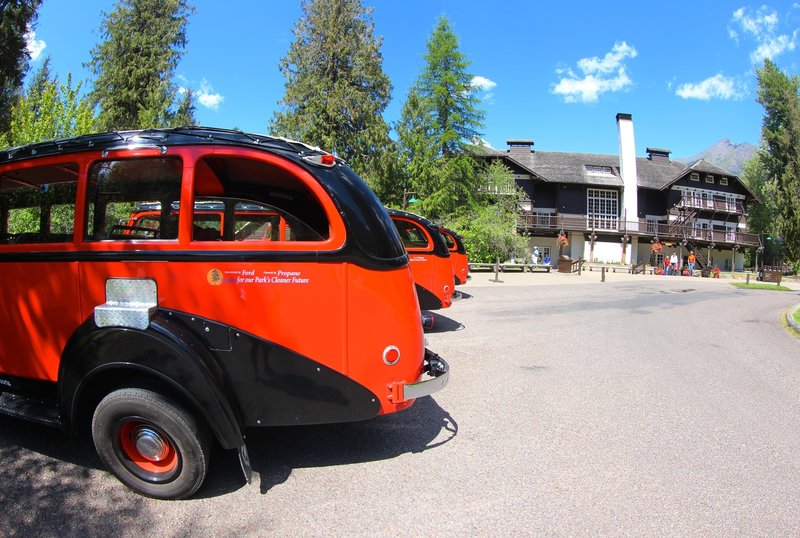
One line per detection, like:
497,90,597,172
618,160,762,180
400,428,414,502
85,157,182,241
0,163,78,244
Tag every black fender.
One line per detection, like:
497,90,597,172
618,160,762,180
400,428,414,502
415,283,444,311
59,312,245,450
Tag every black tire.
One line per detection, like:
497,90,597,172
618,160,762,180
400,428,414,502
91,388,211,500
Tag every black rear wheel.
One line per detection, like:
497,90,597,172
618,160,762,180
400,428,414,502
92,388,211,500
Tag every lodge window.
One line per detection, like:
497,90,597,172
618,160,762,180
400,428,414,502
0,163,78,244
85,157,182,241
586,188,619,231
690,173,699,181
585,165,614,176
720,176,728,186
705,175,714,184
532,245,551,264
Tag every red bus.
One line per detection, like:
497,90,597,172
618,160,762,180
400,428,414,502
388,209,455,310
0,127,449,499
441,226,469,285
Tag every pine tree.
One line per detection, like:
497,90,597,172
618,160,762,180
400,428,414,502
270,0,393,189
396,15,485,219
0,58,95,147
755,59,800,267
172,88,197,127
395,88,437,206
417,16,483,158
87,0,194,131
0,0,42,135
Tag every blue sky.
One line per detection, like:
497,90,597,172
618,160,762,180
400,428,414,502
25,1,800,159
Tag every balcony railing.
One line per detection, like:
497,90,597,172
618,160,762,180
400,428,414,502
516,211,760,247
678,194,744,214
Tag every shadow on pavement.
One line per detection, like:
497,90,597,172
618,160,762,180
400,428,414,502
202,396,457,495
424,311,465,333
0,415,147,536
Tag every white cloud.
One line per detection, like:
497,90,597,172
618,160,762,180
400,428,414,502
471,75,496,104
729,6,797,63
471,75,497,91
552,42,637,103
197,79,224,111
24,30,46,61
675,73,743,100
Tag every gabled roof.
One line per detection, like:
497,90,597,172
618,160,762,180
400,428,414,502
476,146,758,199
657,158,758,200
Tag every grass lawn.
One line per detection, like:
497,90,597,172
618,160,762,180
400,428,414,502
730,282,791,291
794,308,800,325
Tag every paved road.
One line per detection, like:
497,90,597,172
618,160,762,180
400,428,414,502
1,273,799,536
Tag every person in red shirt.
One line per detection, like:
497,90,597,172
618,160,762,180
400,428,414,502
687,251,696,274
663,255,670,276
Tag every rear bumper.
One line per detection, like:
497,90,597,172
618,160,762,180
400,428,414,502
393,349,450,402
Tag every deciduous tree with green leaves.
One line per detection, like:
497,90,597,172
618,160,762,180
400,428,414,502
755,59,800,268
0,0,42,135
445,159,527,263
270,0,393,191
397,15,485,219
0,58,95,148
86,0,194,131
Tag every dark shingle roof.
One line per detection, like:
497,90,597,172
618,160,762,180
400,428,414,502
477,146,743,192
496,149,687,189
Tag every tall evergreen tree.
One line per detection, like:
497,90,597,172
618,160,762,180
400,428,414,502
740,155,782,265
0,0,42,135
755,59,800,267
172,88,197,127
87,0,194,131
0,58,95,147
270,0,393,190
396,15,485,219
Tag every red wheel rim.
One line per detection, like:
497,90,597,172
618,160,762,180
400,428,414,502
117,420,179,477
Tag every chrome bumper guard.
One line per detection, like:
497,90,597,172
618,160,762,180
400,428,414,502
401,349,450,401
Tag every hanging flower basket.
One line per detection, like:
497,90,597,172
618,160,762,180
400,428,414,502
556,234,569,247
651,241,663,254
712,267,720,278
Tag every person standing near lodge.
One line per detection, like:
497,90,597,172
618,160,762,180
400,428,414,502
687,251,696,275
663,255,670,275
670,252,678,275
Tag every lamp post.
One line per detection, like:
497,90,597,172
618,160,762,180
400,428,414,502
620,234,630,264
708,242,715,272
402,190,419,210
588,229,597,262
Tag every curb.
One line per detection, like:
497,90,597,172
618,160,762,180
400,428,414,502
787,305,800,332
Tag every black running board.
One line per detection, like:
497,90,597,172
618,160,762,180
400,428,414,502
0,391,61,428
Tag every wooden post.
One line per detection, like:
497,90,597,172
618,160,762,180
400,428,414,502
601,266,606,282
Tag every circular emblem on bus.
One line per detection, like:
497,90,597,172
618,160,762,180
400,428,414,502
207,268,223,286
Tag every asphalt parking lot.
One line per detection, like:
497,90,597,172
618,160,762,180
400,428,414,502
2,271,799,536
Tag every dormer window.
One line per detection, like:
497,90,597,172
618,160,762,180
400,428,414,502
720,176,728,186
690,172,699,181
705,175,714,184
585,165,614,176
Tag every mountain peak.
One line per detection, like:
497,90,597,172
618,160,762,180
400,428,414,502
676,139,756,176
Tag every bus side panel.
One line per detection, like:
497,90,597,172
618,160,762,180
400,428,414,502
345,264,424,414
77,260,348,374
0,261,81,381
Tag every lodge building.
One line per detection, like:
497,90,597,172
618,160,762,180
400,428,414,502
478,113,760,271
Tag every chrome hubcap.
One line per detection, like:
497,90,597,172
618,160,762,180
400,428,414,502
133,426,169,461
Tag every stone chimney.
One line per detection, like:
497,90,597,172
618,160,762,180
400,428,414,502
506,139,534,155
616,113,638,228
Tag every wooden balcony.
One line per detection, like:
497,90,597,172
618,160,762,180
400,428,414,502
677,194,744,215
516,212,761,247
